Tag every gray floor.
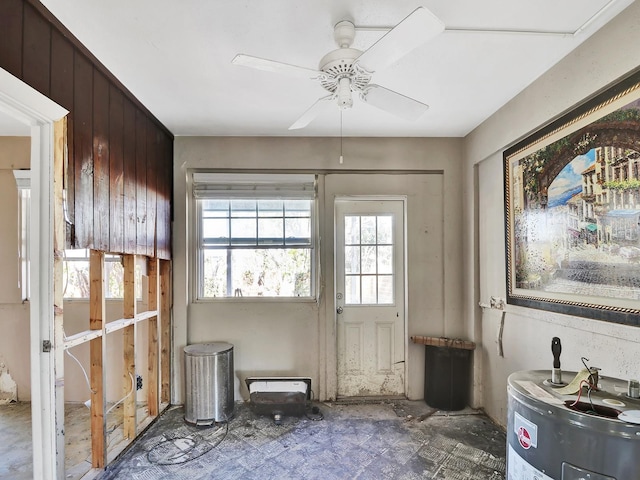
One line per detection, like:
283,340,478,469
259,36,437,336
0,402,152,480
98,400,506,480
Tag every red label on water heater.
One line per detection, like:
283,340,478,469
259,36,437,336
517,426,531,449
514,412,538,450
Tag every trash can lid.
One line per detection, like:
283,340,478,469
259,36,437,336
410,335,475,350
184,342,233,356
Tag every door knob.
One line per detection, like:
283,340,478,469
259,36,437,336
337,306,343,314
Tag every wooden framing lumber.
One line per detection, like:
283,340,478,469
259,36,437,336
147,258,159,416
160,260,171,404
122,254,137,440
89,250,107,468
53,118,66,478
59,251,168,472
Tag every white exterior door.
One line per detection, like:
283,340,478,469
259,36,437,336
335,199,405,397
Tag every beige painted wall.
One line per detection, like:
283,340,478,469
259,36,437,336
0,137,30,400
463,0,640,426
173,136,464,403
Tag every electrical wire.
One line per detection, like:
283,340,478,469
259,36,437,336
106,372,135,414
147,412,230,466
63,328,94,394
64,348,94,394
304,389,324,421
570,378,598,414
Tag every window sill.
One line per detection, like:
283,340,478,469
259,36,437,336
192,296,317,304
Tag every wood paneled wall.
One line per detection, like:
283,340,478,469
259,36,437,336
0,0,172,259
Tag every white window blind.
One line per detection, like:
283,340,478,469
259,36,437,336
192,173,316,199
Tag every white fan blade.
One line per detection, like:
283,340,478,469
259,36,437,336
289,95,335,130
355,7,445,73
361,85,428,121
232,54,322,79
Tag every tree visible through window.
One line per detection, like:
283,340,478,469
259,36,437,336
63,249,143,299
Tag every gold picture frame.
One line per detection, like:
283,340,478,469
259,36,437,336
504,69,640,325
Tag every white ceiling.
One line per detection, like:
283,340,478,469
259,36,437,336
17,0,635,137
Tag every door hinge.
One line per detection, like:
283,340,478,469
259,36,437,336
42,340,51,352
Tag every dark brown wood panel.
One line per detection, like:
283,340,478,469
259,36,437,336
160,130,173,260
22,3,51,97
146,121,158,257
135,109,148,254
73,53,94,248
93,71,110,251
0,0,174,259
156,134,171,260
122,98,137,254
109,85,124,253
50,30,75,231
0,0,24,78
50,30,74,110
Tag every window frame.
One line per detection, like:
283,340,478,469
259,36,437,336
190,173,318,302
62,249,146,301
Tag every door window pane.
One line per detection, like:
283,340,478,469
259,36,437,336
361,216,376,244
361,246,377,274
378,246,393,274
345,275,360,304
378,276,394,304
342,213,396,305
377,216,393,244
344,246,360,274
361,275,377,304
344,216,360,244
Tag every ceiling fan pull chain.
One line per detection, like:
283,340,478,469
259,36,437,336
339,110,344,164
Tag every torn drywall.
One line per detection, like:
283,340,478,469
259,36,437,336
0,361,18,404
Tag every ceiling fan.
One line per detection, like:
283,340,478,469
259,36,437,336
232,7,445,130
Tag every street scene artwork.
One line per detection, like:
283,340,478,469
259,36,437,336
505,77,640,323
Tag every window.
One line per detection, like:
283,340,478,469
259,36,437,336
13,170,30,301
344,214,394,305
192,173,316,299
63,249,144,299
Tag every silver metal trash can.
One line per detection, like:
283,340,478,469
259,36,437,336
184,342,234,425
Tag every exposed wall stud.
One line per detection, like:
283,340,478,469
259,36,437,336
123,254,137,439
147,257,160,416
89,250,107,468
160,260,171,404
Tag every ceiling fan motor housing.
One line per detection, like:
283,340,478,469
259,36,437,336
318,47,371,96
317,20,372,102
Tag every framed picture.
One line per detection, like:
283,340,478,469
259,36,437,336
504,68,640,325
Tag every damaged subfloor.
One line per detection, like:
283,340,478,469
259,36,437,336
0,402,153,480
98,400,506,480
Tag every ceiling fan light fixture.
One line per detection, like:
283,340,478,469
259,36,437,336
337,77,353,109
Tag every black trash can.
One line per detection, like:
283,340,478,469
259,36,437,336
412,335,475,411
